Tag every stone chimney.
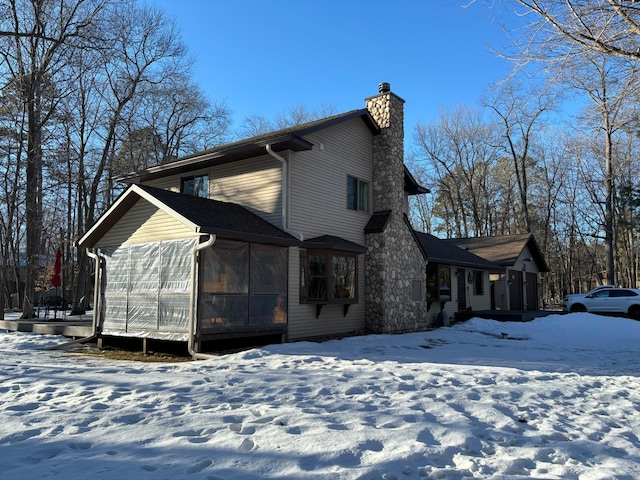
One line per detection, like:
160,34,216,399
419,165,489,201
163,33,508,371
364,83,429,334
365,82,406,213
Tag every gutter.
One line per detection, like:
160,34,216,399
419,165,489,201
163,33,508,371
55,248,101,351
187,234,217,359
265,145,304,241
86,249,103,337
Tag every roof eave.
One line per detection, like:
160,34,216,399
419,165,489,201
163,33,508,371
198,227,300,247
118,134,314,184
404,166,430,195
428,257,505,271
117,109,377,185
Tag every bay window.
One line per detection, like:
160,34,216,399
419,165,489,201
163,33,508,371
301,250,358,304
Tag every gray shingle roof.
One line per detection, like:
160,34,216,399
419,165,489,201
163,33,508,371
79,184,299,248
118,110,378,184
138,185,300,245
364,211,392,234
303,235,366,253
415,232,504,271
444,234,549,272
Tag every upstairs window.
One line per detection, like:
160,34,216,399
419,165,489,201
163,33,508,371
347,175,369,212
181,174,208,198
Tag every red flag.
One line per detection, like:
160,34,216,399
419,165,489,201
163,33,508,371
50,248,61,288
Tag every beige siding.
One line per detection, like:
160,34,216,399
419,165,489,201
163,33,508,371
288,118,373,244
459,268,492,312
473,271,493,310
286,118,372,339
208,156,283,227
143,160,283,227
144,176,181,192
513,245,540,273
136,118,376,339
96,200,198,248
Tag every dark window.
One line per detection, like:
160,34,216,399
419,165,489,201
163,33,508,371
427,264,450,301
332,255,356,299
610,289,638,297
347,175,369,212
301,250,358,304
473,270,484,295
308,254,328,301
181,174,208,198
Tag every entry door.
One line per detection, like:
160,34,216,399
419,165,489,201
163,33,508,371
526,272,538,310
457,268,466,311
508,269,523,310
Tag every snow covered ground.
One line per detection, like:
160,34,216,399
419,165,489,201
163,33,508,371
1,312,639,479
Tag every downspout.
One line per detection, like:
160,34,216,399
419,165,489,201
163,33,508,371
187,233,216,359
265,144,304,241
86,249,102,337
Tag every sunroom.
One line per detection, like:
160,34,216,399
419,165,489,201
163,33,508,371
78,184,299,354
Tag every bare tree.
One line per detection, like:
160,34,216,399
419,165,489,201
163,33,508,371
483,78,555,234
0,0,106,317
615,132,640,288
0,0,231,318
509,1,640,62
412,106,502,237
488,0,640,286
566,53,640,284
137,74,232,162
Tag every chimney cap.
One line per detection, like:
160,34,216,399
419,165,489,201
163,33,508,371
378,82,391,93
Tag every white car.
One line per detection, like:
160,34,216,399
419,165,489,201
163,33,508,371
563,287,640,318
563,285,615,303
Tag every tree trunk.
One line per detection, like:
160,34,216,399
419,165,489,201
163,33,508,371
605,131,615,286
21,84,43,319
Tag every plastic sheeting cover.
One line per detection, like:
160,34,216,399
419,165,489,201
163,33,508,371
100,238,196,336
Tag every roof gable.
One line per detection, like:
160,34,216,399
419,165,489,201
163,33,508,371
79,185,299,248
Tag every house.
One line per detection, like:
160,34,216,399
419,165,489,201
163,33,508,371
445,234,549,311
79,83,442,354
415,232,504,325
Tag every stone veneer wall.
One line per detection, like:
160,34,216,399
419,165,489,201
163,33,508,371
364,86,430,334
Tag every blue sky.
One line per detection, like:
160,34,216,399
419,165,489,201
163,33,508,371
148,0,518,138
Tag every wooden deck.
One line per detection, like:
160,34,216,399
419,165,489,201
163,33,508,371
0,316,93,338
